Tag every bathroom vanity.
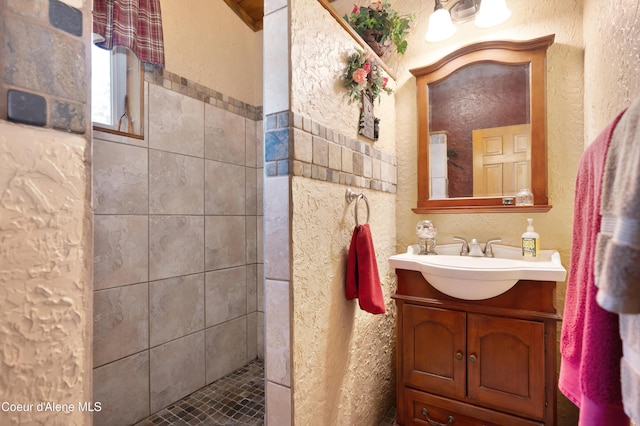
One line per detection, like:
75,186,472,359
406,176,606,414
391,264,562,425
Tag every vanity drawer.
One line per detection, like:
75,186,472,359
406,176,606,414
404,388,543,426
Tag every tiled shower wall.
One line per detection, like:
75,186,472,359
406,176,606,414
92,72,264,426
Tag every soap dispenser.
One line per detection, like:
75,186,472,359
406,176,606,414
521,218,540,258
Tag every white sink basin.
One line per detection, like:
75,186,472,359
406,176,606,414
389,244,567,300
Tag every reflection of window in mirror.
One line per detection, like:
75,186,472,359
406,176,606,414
91,43,143,138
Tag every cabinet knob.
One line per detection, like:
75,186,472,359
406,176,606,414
421,408,455,425
455,351,463,360
469,354,477,363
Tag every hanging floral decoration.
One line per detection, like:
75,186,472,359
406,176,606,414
344,1,414,56
343,49,392,103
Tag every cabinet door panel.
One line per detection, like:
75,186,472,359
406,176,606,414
403,305,466,399
467,313,545,419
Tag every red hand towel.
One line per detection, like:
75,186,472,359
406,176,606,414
346,224,385,314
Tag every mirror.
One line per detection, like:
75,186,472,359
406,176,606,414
411,35,555,213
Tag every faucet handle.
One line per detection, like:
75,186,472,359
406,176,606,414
453,236,469,255
484,238,502,257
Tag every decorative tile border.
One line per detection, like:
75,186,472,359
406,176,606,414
264,111,397,194
144,65,262,121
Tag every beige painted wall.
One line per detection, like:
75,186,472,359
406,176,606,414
160,0,263,107
291,180,397,426
583,0,640,144
289,0,398,424
0,122,92,426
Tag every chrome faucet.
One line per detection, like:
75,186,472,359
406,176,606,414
453,236,469,256
453,237,501,257
484,238,502,258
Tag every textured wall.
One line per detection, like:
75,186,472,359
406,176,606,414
289,0,398,424
160,0,263,107
0,122,92,426
583,0,640,145
291,180,397,426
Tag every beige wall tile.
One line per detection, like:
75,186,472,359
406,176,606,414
149,216,204,281
93,140,148,214
93,283,148,367
149,84,204,157
94,215,148,290
94,351,150,426
150,150,204,215
264,176,290,281
205,317,247,384
150,274,205,347
328,142,342,171
265,279,290,387
246,216,258,263
150,331,205,413
257,312,265,360
204,105,246,166
204,160,246,215
293,128,312,163
205,267,247,327
256,120,264,169
246,119,258,168
247,312,258,360
246,167,258,215
246,263,258,313
205,216,246,270
266,381,291,426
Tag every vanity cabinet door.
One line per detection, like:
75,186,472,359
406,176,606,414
467,313,546,420
402,304,466,400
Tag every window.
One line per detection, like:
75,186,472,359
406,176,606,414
91,43,143,137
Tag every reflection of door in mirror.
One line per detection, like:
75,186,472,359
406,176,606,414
472,123,531,197
428,62,530,198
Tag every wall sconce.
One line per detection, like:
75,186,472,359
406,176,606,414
425,0,511,43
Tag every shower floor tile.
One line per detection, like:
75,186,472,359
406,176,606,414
135,358,264,426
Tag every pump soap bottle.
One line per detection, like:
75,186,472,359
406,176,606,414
521,218,540,258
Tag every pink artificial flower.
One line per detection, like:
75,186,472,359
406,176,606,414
382,77,388,88
352,4,360,14
352,68,368,84
363,61,371,74
370,0,383,11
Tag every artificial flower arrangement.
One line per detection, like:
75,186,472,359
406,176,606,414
344,1,414,56
344,49,392,103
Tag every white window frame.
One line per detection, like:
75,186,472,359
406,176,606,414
91,43,129,131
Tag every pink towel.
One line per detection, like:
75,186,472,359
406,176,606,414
346,224,385,315
559,111,629,425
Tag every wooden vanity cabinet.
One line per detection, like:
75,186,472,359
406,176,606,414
393,269,561,426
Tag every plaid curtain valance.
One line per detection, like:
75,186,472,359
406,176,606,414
93,0,165,66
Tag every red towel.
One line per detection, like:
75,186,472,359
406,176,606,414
559,111,629,425
346,224,385,314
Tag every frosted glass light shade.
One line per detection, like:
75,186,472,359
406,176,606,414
475,0,511,28
425,8,457,43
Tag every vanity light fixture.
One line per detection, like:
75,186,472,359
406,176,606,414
475,0,512,28
425,0,457,43
425,0,511,42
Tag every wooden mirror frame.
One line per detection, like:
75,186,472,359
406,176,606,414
411,34,555,214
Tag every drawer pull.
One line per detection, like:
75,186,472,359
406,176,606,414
455,351,463,360
421,408,455,425
469,354,477,362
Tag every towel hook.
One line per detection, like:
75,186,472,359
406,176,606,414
345,188,370,226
